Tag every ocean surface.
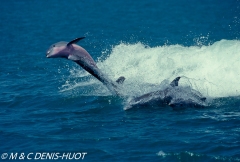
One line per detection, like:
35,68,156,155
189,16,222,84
1,0,240,161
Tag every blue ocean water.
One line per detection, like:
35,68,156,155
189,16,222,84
1,0,240,161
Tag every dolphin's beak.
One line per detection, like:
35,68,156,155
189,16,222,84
46,51,51,58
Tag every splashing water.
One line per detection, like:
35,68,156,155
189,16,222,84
61,39,240,98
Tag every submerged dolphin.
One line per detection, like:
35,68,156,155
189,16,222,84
46,37,125,95
125,77,207,110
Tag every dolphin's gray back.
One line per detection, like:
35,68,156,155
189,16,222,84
72,45,98,69
125,82,207,110
66,45,121,95
74,58,120,95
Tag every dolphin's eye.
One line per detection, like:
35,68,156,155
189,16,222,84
53,45,55,47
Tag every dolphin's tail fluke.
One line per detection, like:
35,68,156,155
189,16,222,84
116,76,125,84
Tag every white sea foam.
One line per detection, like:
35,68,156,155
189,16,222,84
61,39,240,98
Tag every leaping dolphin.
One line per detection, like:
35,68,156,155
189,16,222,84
46,37,125,95
124,77,207,110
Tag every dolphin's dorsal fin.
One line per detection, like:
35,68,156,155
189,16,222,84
170,77,181,87
67,37,85,46
116,76,125,84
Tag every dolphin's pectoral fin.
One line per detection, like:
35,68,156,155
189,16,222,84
200,97,206,102
116,76,125,84
67,37,86,46
170,77,181,87
68,55,79,61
